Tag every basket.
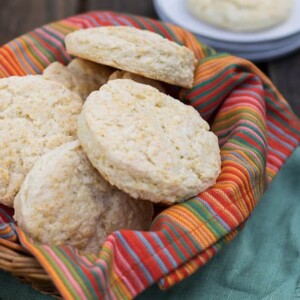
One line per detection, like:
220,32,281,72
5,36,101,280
0,238,59,297
0,11,300,300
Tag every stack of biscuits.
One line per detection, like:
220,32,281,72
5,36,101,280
186,0,293,32
0,26,221,254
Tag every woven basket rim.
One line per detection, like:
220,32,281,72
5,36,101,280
0,240,60,297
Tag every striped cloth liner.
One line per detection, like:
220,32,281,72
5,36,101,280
0,11,300,300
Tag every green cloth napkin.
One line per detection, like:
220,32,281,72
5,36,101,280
2,146,300,299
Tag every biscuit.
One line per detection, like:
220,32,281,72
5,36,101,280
186,0,293,32
65,26,196,88
43,58,113,100
0,75,82,206
14,141,154,254
109,70,165,93
77,79,221,204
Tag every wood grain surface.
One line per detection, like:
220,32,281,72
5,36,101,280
87,0,157,18
0,0,79,45
0,0,299,116
268,53,300,116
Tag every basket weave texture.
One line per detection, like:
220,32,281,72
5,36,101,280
0,11,300,300
0,238,59,297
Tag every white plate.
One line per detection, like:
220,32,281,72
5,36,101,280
195,32,300,52
210,38,300,62
154,0,300,43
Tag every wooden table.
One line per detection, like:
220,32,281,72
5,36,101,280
1,0,299,117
